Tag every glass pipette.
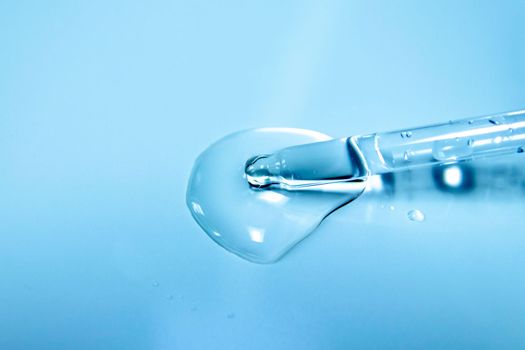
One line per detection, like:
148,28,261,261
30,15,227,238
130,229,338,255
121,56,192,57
245,109,525,190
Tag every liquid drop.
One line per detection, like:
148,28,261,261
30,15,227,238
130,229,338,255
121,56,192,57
432,137,473,161
407,209,425,222
186,128,366,263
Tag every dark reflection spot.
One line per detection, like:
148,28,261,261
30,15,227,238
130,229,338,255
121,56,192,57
432,163,475,193
379,172,396,195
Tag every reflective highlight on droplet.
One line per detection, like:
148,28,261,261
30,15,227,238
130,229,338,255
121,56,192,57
186,128,366,263
407,209,425,222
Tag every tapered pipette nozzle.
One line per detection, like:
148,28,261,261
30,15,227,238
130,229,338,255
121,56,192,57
245,154,280,187
245,138,366,190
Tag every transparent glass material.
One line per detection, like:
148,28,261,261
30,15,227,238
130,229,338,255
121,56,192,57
352,109,525,177
245,110,525,190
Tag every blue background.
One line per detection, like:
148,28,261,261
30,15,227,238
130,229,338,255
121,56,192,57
1,1,525,349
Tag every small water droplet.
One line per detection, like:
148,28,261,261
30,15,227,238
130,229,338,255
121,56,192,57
494,136,502,144
509,128,514,133
407,209,425,222
227,312,235,319
389,205,395,211
518,147,524,154
455,137,459,142
467,139,473,146
400,131,412,138
403,151,409,161
489,119,500,125
432,138,473,161
468,120,474,125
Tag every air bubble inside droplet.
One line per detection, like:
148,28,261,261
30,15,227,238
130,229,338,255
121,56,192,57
407,209,425,222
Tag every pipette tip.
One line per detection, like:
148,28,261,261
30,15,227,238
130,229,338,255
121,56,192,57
244,138,365,190
244,154,278,188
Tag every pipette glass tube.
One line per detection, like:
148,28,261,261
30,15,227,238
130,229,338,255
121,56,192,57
245,109,525,189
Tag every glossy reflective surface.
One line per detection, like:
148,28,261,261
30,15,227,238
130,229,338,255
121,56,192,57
187,128,366,263
2,1,525,349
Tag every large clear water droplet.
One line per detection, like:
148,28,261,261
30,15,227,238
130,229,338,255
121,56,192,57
186,128,366,263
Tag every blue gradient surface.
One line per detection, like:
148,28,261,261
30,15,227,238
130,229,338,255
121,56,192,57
1,1,525,349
